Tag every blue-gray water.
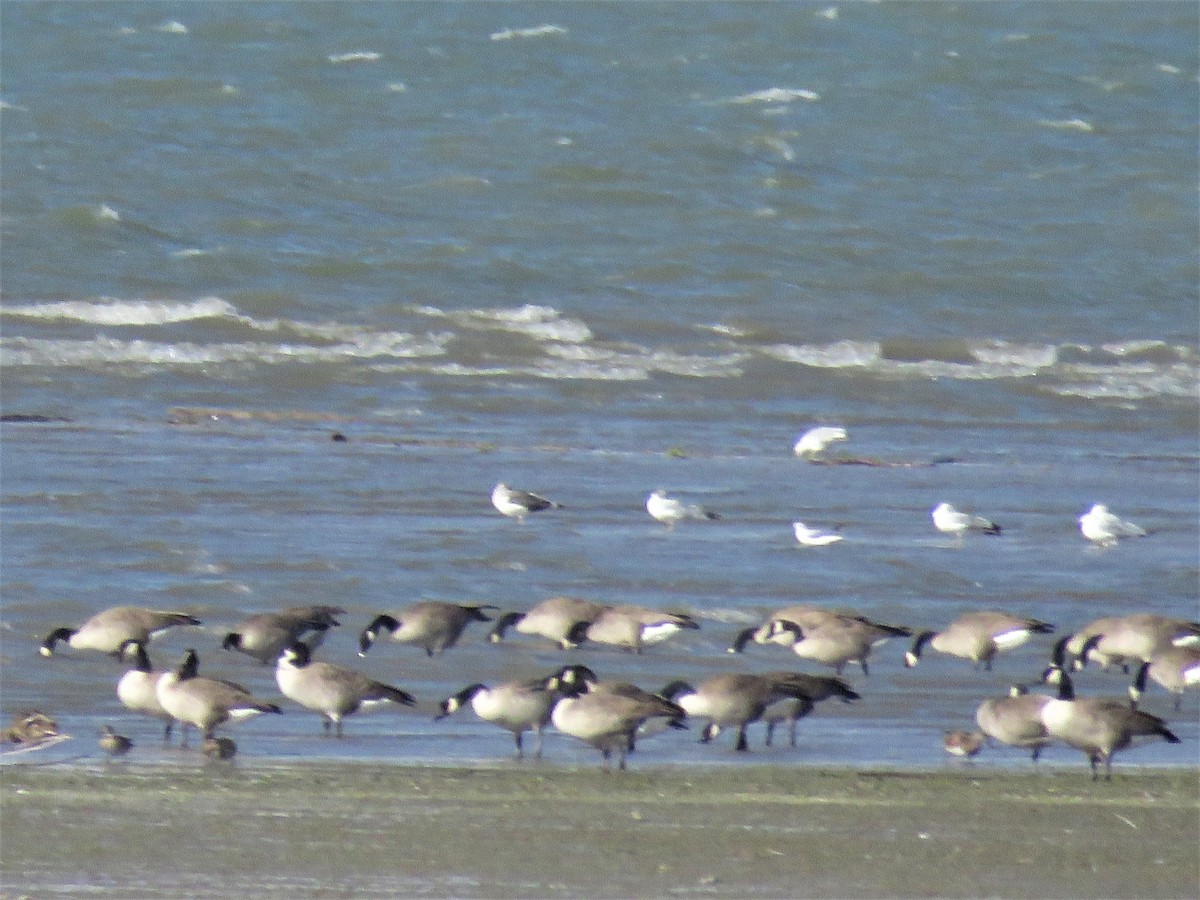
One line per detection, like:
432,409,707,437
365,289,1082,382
2,2,1197,773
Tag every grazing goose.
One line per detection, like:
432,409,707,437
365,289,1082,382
974,684,1052,762
156,649,283,747
489,596,608,650
1041,660,1180,781
116,640,175,743
548,664,686,748
491,482,562,523
1078,503,1147,546
1129,647,1200,711
549,683,686,772
222,605,345,665
41,606,201,657
744,617,911,676
359,601,497,657
758,672,860,748
1066,614,1200,672
98,725,133,759
931,502,1002,539
943,730,984,759
660,673,825,752
792,521,843,546
792,425,847,459
436,677,559,759
580,605,700,654
202,736,237,761
275,642,416,737
645,489,720,529
729,605,902,653
905,612,1055,671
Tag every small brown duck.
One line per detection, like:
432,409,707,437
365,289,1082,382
943,729,985,759
3,711,60,746
202,736,237,761
99,725,133,758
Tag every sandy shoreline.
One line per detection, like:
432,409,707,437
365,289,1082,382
2,761,1197,898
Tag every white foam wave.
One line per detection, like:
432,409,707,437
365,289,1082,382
762,340,882,368
155,20,189,35
419,303,593,343
1,297,241,327
490,24,567,41
1038,117,1095,133
729,87,821,104
328,51,382,64
968,341,1057,368
1,331,451,369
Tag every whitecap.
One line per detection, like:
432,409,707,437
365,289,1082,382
439,304,593,343
761,340,882,368
729,88,820,104
816,6,839,20
490,24,567,41
0,297,240,327
1038,117,1095,133
96,204,121,222
155,20,189,35
328,51,382,64
969,341,1057,368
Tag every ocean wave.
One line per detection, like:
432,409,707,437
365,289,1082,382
727,87,821,105
416,303,593,343
1,297,241,327
328,51,382,64
1,332,451,369
489,24,567,41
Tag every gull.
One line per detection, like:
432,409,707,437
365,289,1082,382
1079,503,1146,547
793,426,847,459
931,502,1001,540
646,489,720,530
792,521,842,546
491,482,562,523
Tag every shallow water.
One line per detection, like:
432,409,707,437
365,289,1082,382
1,3,1197,772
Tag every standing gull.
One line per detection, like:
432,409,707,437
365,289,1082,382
793,426,847,460
491,482,562,523
645,489,720,530
1078,503,1147,547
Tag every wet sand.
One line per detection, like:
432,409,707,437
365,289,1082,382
2,762,1197,898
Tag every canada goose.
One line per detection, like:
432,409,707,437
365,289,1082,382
3,711,60,746
1079,503,1147,546
436,677,558,759
488,596,608,650
549,684,686,771
99,725,133,759
1129,648,1200,711
202,736,237,761
1040,664,1180,780
156,649,283,747
580,605,700,654
491,482,562,522
359,602,498,657
116,640,175,743
40,606,201,657
792,521,842,546
751,617,911,676
728,605,895,653
943,730,984,759
793,425,847,459
905,613,1055,671
222,604,345,665
1067,614,1200,671
974,684,1052,762
931,502,1002,539
547,664,686,748
758,672,860,748
661,673,825,752
275,642,415,737
645,489,720,529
